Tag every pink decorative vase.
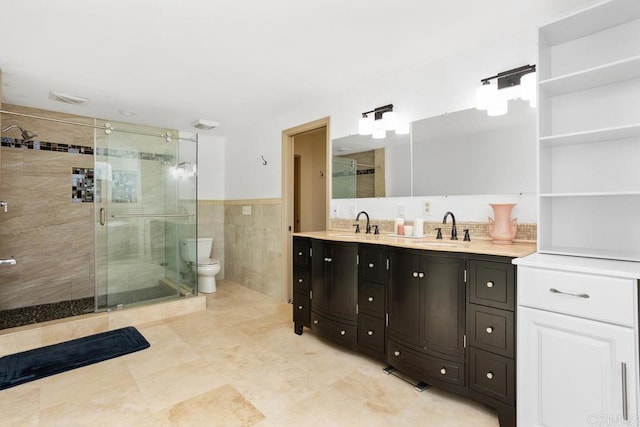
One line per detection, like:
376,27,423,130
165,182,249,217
488,204,518,245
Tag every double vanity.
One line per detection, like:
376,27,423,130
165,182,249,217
292,230,535,427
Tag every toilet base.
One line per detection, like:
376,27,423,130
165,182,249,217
198,275,217,294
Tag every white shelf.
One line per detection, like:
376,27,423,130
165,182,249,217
540,123,640,146
539,246,640,263
540,191,640,198
539,55,640,96
540,0,640,45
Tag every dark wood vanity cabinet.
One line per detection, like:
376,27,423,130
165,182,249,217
387,248,466,389
292,237,520,427
293,237,312,335
357,244,388,360
310,240,358,348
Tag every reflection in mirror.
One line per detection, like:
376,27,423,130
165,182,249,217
331,132,411,198
411,100,536,196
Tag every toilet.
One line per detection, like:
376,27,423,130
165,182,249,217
179,237,221,293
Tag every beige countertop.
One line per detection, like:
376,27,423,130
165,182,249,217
294,230,537,258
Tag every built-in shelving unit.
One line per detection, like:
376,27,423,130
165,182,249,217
537,0,640,261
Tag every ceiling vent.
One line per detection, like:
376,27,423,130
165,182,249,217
49,91,89,105
191,119,219,130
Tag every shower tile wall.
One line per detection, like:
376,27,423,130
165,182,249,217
224,199,281,299
0,104,95,310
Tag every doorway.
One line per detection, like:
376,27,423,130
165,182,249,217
281,117,330,302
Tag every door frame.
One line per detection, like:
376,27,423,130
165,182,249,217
281,117,330,302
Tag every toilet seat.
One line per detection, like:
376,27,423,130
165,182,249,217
196,257,220,267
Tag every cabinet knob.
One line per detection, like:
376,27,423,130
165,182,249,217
367,330,374,336
298,305,303,310
486,281,494,288
368,296,374,302
340,330,346,336
313,320,319,324
298,252,303,256
486,326,494,334
418,272,425,278
412,272,419,278
394,351,400,357
440,368,447,375
368,262,374,268
486,372,494,380
325,257,332,263
298,278,303,283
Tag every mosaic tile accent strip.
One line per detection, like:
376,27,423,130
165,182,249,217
330,218,537,242
95,147,174,163
72,167,95,203
1,136,93,155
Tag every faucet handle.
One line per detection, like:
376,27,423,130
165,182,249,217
435,227,442,240
353,223,361,234
463,229,471,242
372,225,379,235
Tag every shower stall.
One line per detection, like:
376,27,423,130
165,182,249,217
0,107,198,328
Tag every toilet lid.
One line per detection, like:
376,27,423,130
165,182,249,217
196,258,219,266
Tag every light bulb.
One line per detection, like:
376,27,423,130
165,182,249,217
358,116,372,135
382,111,397,131
487,97,508,116
475,82,495,110
372,121,385,139
520,72,536,101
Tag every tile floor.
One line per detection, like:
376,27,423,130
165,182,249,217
1,280,499,426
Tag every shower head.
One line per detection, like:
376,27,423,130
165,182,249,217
1,124,38,142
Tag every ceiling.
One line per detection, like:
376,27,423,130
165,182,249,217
0,0,593,135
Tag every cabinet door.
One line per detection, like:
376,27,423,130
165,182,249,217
419,255,466,359
328,243,358,322
311,240,330,315
387,249,420,345
518,306,638,427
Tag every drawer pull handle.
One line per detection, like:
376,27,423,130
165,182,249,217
298,305,303,310
313,320,319,324
549,288,590,299
412,272,419,278
418,272,425,278
486,281,494,288
486,327,494,334
367,330,374,336
440,368,447,375
368,263,374,268
486,372,494,380
622,362,628,421
340,330,346,336
394,351,400,357
368,296,374,302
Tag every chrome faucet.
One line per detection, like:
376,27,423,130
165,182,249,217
355,211,371,234
442,211,458,240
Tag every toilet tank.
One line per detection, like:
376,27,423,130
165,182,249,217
179,237,213,262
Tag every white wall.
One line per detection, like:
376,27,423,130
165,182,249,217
196,133,225,200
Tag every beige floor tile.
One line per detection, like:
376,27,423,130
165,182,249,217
0,382,40,426
159,384,265,426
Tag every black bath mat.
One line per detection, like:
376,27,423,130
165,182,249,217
0,326,150,390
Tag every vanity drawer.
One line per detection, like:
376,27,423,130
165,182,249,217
468,304,514,358
358,280,385,317
469,348,515,405
293,269,310,293
359,244,388,284
518,266,635,327
387,339,464,387
311,312,357,348
357,314,385,354
292,292,310,326
469,260,515,311
293,237,311,268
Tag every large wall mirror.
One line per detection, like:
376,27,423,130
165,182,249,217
331,99,536,199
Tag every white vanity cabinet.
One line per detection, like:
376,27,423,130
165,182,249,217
515,255,640,427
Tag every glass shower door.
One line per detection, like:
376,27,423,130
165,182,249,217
95,122,197,310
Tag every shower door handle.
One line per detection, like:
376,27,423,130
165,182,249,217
99,208,106,226
0,258,17,265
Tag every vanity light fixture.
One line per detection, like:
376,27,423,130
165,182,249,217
358,104,409,138
475,64,536,116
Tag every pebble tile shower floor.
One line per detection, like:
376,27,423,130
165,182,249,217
0,298,94,330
